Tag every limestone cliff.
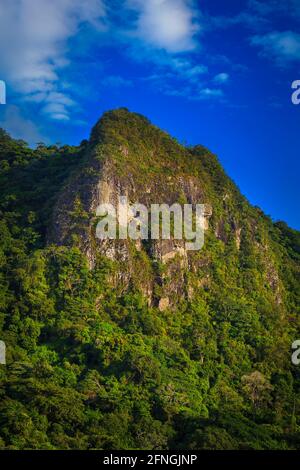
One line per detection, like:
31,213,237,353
48,108,283,309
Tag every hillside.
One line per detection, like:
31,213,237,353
0,109,300,449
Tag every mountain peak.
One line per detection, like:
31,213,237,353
90,108,153,145
1,109,300,450
49,110,266,309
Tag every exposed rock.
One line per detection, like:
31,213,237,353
235,227,242,249
158,297,169,311
48,109,283,311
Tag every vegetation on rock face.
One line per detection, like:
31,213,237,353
0,110,300,449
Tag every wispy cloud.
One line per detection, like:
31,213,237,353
248,0,300,19
209,0,300,33
197,88,224,100
213,73,229,84
148,79,224,102
119,1,227,102
170,59,208,80
0,0,106,120
100,75,133,88
211,1,300,67
251,31,300,65
42,103,71,121
0,0,235,138
209,11,269,31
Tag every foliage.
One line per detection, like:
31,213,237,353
0,111,299,450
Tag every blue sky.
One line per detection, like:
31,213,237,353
0,0,300,229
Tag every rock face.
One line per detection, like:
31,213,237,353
48,108,283,308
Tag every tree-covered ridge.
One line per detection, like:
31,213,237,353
0,110,299,450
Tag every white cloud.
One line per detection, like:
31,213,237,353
208,9,269,32
42,103,70,121
0,105,45,145
170,59,207,78
247,0,275,15
197,88,224,100
214,72,229,84
124,36,209,99
0,0,229,122
151,80,224,102
100,75,133,88
0,0,106,120
126,0,200,53
209,0,300,33
251,31,300,64
120,2,235,102
248,0,300,19
183,64,207,76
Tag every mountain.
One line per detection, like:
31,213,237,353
0,109,299,450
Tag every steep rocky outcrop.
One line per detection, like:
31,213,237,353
48,108,284,309
1,110,300,450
